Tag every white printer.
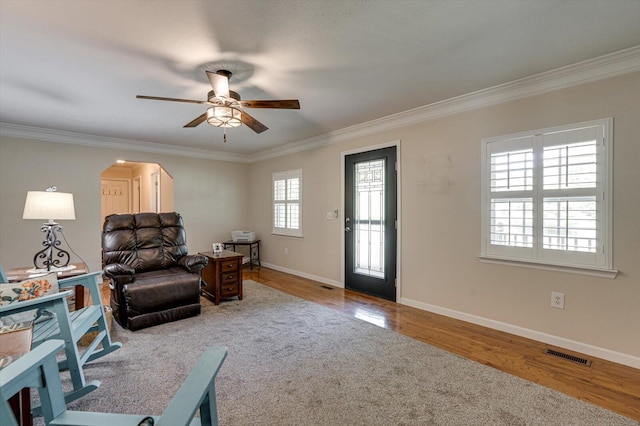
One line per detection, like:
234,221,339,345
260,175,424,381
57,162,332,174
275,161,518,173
231,230,256,242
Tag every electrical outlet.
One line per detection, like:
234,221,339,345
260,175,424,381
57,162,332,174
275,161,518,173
551,292,565,309
326,212,333,220
284,247,288,255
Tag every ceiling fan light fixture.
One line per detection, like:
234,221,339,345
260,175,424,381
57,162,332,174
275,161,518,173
206,106,242,128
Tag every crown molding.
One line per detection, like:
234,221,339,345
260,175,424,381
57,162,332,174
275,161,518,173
2,46,639,164
249,45,640,162
0,123,251,163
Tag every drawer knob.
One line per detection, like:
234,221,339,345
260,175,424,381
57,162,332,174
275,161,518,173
227,275,233,279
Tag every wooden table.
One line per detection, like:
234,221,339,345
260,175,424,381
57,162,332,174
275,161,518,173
199,251,244,305
5,262,89,310
0,325,34,426
222,240,261,270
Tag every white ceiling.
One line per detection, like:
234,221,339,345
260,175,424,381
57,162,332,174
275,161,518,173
1,0,639,158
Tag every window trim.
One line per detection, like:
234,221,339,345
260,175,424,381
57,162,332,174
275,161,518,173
272,168,303,237
480,118,617,278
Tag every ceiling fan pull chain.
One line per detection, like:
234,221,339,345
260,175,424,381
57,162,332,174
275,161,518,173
223,127,227,143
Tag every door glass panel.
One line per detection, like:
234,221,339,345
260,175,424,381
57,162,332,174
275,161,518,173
354,159,385,278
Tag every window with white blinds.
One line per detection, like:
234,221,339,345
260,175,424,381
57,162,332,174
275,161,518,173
272,169,302,237
481,119,613,272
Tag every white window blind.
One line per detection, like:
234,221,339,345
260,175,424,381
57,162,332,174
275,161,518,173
272,169,302,237
481,119,613,273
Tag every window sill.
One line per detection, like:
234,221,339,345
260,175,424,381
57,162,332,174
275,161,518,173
271,233,304,239
478,255,618,279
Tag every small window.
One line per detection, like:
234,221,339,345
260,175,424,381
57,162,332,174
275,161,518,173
481,119,613,274
272,169,302,237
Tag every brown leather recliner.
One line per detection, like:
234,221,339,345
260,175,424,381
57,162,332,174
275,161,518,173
102,212,208,331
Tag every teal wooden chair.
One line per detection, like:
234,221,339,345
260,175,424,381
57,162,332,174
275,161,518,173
0,340,228,426
0,271,122,408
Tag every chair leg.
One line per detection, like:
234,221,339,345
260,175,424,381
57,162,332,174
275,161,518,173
61,380,101,405
86,341,123,363
85,314,122,363
31,380,101,417
42,301,93,407
198,384,219,426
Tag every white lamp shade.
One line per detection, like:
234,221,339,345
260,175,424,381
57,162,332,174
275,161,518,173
23,191,76,220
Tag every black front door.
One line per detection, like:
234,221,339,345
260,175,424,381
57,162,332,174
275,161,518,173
344,146,397,301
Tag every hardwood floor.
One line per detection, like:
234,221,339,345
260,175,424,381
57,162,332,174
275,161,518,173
244,266,640,421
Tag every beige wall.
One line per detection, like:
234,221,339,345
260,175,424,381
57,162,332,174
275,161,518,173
249,72,640,361
160,167,174,212
0,138,251,272
250,150,344,284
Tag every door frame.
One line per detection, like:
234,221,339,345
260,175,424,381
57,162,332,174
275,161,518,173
150,170,160,213
341,140,402,301
132,176,141,213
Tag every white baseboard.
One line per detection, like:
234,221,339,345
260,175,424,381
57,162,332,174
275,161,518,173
258,262,639,368
400,297,640,369
259,262,343,288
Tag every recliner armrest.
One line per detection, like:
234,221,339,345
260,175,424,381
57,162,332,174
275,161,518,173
178,255,208,274
104,263,135,277
103,263,135,284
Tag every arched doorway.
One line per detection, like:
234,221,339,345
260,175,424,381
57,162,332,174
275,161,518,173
100,161,174,222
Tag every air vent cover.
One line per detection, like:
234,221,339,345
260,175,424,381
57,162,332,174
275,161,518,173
545,349,592,366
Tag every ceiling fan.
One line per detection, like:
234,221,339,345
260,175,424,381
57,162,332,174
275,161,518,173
137,70,300,139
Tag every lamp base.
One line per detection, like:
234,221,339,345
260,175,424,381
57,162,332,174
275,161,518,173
33,222,72,271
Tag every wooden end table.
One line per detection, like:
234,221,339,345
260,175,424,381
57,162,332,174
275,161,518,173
199,251,244,305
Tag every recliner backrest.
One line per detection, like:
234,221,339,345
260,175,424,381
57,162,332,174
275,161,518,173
102,212,189,272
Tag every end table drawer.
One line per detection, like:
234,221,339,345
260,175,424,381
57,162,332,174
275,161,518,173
222,261,238,272
222,272,239,284
220,283,239,297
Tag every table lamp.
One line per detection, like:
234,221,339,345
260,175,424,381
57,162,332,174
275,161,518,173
22,186,76,271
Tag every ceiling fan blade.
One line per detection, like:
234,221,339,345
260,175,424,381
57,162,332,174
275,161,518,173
239,99,300,109
240,110,269,134
183,112,208,128
137,95,208,105
206,71,230,98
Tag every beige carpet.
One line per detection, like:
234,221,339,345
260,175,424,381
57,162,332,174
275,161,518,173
40,280,636,425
